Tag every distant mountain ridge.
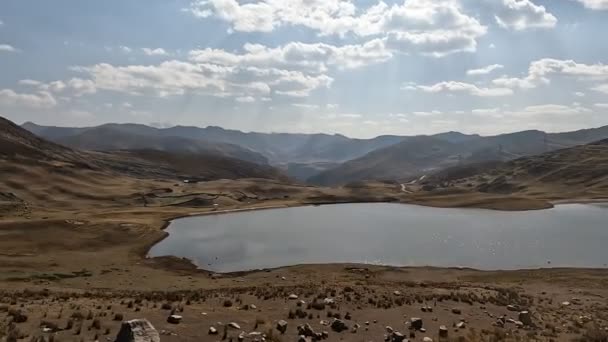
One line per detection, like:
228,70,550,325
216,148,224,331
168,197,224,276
309,125,608,185
22,122,408,165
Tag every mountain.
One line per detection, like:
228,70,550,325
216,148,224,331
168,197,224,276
22,123,268,165
22,122,406,164
2,117,287,183
421,139,608,198
309,126,608,185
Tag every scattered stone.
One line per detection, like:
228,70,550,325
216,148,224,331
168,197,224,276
331,319,348,333
507,305,520,312
439,325,448,338
228,322,241,329
515,321,524,328
451,308,462,315
392,332,406,342
297,300,306,307
561,301,571,306
386,326,394,334
321,331,329,339
410,318,423,330
420,328,426,332
289,294,299,300
456,322,466,329
423,337,433,342
519,311,532,326
166,315,182,324
115,319,160,342
208,327,218,335
250,304,257,310
365,321,370,326
320,320,330,326
276,320,288,334
393,291,402,296
323,298,335,305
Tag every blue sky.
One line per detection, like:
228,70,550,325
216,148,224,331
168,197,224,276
1,0,608,138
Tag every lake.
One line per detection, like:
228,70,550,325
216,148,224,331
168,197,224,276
148,203,608,272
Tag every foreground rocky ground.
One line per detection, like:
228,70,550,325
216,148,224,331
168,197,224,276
1,265,608,342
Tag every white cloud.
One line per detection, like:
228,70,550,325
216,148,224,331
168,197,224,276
190,40,392,73
142,48,168,56
493,58,608,89
187,0,487,57
574,91,586,97
466,64,504,76
0,89,57,108
411,81,513,97
0,44,18,53
18,79,43,86
235,96,256,103
292,103,319,109
72,60,333,99
494,0,557,31
120,46,133,53
592,83,608,94
507,104,592,116
594,103,608,108
574,0,608,10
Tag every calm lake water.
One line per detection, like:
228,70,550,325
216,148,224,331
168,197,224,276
149,203,608,272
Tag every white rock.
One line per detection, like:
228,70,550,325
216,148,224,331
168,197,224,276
229,322,241,329
288,294,299,300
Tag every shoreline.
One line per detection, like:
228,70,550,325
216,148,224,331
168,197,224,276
143,199,608,276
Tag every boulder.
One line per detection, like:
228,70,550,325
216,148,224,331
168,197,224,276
166,315,182,324
518,311,532,326
507,305,520,312
423,337,433,342
288,294,299,300
208,327,218,335
276,320,288,334
392,331,406,342
410,317,423,330
228,322,241,329
439,325,448,338
115,319,160,342
456,322,466,329
451,308,462,315
331,319,348,333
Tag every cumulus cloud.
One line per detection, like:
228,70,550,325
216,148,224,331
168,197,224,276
574,0,608,10
71,60,332,99
492,58,608,89
142,48,168,56
494,0,557,31
0,44,18,53
187,0,487,57
466,64,504,76
407,81,513,97
0,89,57,108
189,40,392,73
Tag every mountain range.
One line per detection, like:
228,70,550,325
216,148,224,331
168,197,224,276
20,121,608,185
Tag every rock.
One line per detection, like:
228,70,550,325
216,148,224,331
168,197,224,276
250,304,257,310
321,331,329,339
320,320,330,326
420,328,426,332
423,337,433,342
228,322,241,329
392,332,406,342
323,298,335,305
439,325,448,338
451,308,462,315
561,301,571,306
237,332,245,342
365,321,370,326
456,322,466,329
515,321,524,328
507,305,520,312
519,311,532,326
298,324,315,337
331,319,348,333
410,317,423,330
166,315,182,324
276,320,288,334
344,312,352,320
208,327,218,335
394,291,402,296
115,319,160,342
297,300,306,307
297,335,308,342
288,294,299,300
386,326,394,333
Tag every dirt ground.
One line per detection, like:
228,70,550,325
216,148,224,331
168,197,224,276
1,175,608,341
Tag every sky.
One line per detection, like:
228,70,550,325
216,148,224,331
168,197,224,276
1,0,608,138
